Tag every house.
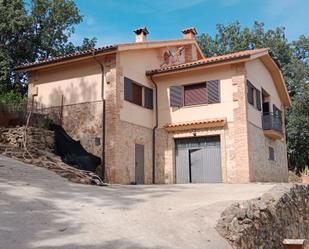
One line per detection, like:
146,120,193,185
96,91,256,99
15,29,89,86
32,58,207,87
16,27,291,184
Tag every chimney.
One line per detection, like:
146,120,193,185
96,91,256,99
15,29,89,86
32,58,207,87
182,27,197,39
134,27,149,42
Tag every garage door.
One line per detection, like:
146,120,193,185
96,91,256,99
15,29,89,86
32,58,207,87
175,136,222,183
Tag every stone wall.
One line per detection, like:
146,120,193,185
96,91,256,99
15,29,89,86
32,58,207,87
216,184,309,249
61,101,103,158
110,120,153,184
247,122,288,182
0,126,54,151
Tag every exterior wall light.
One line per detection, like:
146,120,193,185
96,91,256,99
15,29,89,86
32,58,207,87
192,129,197,136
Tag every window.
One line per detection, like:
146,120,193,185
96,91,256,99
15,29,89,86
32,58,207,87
124,77,153,109
268,146,275,161
247,80,261,111
170,80,220,107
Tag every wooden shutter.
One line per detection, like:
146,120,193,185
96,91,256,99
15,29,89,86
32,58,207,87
132,83,143,106
247,80,254,105
144,87,153,109
124,77,132,102
207,80,220,104
170,86,183,107
256,88,262,111
184,83,207,106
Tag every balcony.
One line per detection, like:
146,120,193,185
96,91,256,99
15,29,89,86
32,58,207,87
262,113,283,140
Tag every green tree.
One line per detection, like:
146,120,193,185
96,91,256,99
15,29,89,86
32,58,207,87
198,22,309,170
286,88,309,170
0,0,32,93
0,0,96,95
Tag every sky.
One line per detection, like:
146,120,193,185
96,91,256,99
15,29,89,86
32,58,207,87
72,0,309,47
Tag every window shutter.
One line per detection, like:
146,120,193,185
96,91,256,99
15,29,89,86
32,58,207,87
247,80,254,105
256,88,261,111
144,87,153,109
170,86,183,107
207,80,220,104
124,77,132,102
184,83,207,106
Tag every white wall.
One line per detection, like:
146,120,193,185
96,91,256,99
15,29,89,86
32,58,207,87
246,59,283,128
155,65,238,128
29,58,103,107
119,49,161,129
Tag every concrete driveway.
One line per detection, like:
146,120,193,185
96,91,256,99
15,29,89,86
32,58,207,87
0,155,275,249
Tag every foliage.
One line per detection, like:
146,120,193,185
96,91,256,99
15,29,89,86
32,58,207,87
0,90,25,105
0,0,96,95
36,117,54,130
198,21,309,170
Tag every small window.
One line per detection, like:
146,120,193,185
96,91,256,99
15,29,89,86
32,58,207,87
124,77,153,109
247,80,261,111
184,82,207,106
269,147,275,161
144,87,153,109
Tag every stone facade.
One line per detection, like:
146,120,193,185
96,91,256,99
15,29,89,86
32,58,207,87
248,122,288,182
62,101,103,158
114,120,153,184
231,64,251,183
216,184,309,249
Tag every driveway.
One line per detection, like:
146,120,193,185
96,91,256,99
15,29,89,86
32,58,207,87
0,155,275,249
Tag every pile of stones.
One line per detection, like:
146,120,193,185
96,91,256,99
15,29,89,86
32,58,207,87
0,126,104,186
216,184,309,249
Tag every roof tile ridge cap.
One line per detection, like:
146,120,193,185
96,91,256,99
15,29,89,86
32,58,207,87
165,117,226,127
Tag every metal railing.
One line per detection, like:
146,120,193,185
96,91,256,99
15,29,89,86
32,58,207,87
262,112,283,133
0,99,62,127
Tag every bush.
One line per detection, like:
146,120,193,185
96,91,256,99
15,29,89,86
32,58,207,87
0,91,25,105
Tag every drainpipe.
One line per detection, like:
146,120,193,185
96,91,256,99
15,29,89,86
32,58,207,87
92,50,106,180
150,75,158,184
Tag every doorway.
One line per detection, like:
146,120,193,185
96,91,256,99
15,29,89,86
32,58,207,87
135,144,144,184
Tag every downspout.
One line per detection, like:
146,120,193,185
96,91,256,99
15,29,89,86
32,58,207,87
92,50,106,180
150,75,158,184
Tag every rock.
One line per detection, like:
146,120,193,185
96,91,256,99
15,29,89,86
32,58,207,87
216,184,309,249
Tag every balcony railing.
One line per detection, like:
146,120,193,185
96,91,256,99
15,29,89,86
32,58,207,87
262,112,283,133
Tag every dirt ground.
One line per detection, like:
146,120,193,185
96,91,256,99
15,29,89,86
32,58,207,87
0,155,275,249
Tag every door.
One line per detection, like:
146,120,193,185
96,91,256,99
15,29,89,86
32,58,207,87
135,144,144,184
175,136,222,183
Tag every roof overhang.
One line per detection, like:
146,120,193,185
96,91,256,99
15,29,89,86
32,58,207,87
164,118,226,132
15,45,118,72
259,54,291,107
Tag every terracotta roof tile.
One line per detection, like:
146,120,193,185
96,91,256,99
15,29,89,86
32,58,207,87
15,38,198,71
164,118,226,130
15,45,118,71
146,48,270,75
